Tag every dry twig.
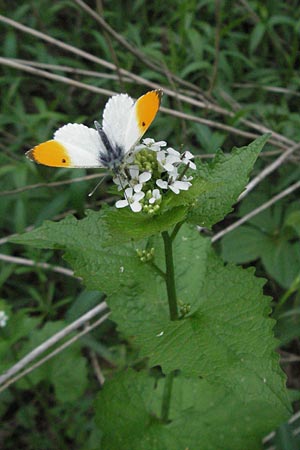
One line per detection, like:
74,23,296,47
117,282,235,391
0,301,108,387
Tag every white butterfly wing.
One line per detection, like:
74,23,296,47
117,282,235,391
124,89,162,152
102,90,162,154
102,94,134,151
27,123,103,168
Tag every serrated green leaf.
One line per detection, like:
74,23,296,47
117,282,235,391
262,240,300,289
95,370,178,450
187,134,269,227
284,210,300,236
95,369,289,450
221,225,273,263
103,205,188,245
108,225,210,334
12,218,290,419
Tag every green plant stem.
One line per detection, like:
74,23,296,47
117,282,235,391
161,371,175,423
149,261,166,279
170,221,184,241
162,231,178,321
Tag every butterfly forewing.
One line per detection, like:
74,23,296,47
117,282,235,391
27,124,103,168
124,89,162,152
102,94,135,151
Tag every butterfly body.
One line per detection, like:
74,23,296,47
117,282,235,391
26,90,162,170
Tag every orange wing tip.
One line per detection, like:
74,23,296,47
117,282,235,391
26,140,72,167
136,89,163,134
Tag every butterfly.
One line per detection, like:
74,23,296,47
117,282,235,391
26,89,163,172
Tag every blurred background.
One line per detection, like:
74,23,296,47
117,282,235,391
0,1,300,448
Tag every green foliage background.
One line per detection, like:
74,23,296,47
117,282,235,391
1,0,300,449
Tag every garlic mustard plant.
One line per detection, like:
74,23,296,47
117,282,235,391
114,138,196,214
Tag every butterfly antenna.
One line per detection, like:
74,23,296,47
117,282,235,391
88,175,106,197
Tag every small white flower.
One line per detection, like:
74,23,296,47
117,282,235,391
0,311,8,328
140,138,167,151
156,168,192,194
115,187,145,212
169,179,192,194
156,179,168,190
181,151,196,170
149,189,161,204
157,148,181,172
128,167,152,193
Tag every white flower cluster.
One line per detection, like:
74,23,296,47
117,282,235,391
115,139,196,213
0,311,8,328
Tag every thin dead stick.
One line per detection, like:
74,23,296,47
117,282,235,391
233,82,300,97
10,58,133,82
95,0,124,89
74,0,203,95
0,301,108,386
2,57,282,147
0,57,115,97
0,312,110,394
160,106,283,147
208,0,221,94
238,142,300,201
0,17,295,148
0,15,158,90
263,410,300,445
0,172,105,197
0,253,77,278
89,348,105,386
212,180,300,243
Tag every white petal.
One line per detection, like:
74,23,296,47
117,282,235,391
188,161,196,170
134,191,145,202
164,162,175,172
129,167,139,179
173,181,191,191
116,199,129,208
156,141,167,147
143,138,155,146
184,150,194,159
156,151,166,163
166,154,181,164
133,183,143,193
167,148,181,157
169,185,180,194
168,168,179,181
134,143,147,152
139,171,151,183
124,187,134,198
156,179,168,189
130,201,142,212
